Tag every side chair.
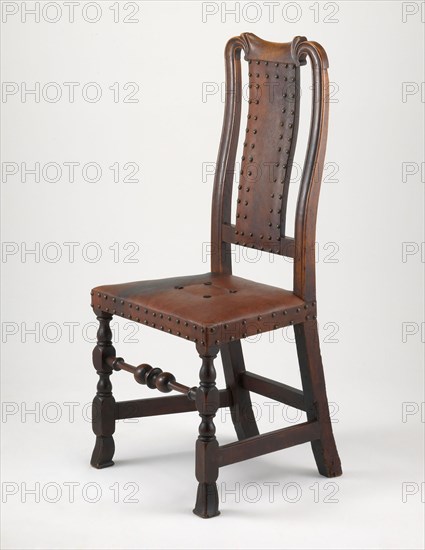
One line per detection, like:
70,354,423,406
89,33,342,518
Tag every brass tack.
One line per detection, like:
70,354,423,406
120,300,124,305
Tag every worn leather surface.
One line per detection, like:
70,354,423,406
92,273,316,351
235,58,299,252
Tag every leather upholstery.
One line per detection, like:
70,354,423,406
92,273,316,351
235,48,300,252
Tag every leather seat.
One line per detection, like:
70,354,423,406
91,273,315,348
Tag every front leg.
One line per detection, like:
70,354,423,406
193,344,220,518
90,312,116,469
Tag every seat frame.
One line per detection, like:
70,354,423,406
89,33,342,518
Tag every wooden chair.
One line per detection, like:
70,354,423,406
89,33,342,518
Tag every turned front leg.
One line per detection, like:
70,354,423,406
91,312,116,469
193,345,220,518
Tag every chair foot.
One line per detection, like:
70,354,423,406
312,440,342,478
90,435,115,469
193,483,220,518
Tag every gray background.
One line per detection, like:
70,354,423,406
1,1,424,548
